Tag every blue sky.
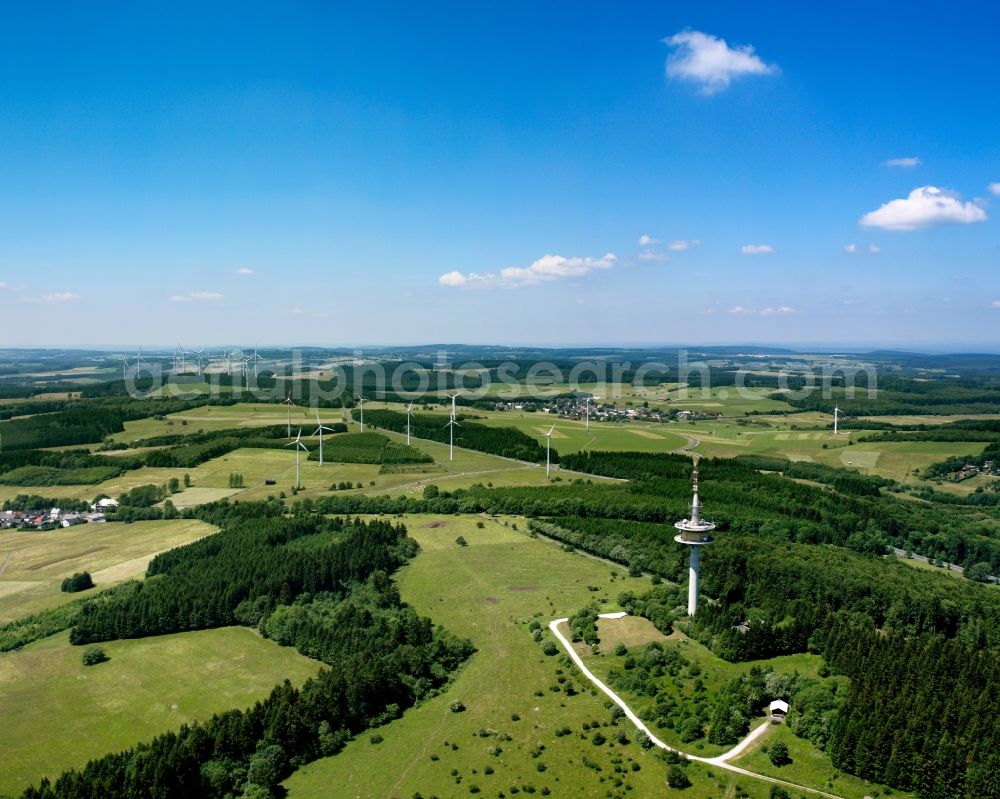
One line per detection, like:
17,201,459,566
1,1,998,349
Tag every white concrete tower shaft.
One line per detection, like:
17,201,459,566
674,464,716,616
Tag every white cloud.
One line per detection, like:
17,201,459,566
869,243,880,254
235,267,254,275
741,244,775,255
638,249,668,263
668,239,700,251
883,157,922,168
19,291,80,304
291,307,304,316
989,183,1000,196
169,291,224,302
664,30,777,94
577,299,586,305
992,300,1000,309
728,304,795,316
843,243,857,254
0,281,7,290
438,270,467,287
439,253,617,289
860,186,987,231
638,234,659,246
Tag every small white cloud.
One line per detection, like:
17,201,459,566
988,183,1000,196
668,239,700,251
577,299,586,305
438,270,467,287
169,291,224,302
439,253,617,289
728,304,794,316
664,30,777,94
235,267,254,275
760,306,796,316
992,300,1000,309
19,291,80,304
741,244,775,255
843,243,857,254
869,243,880,254
291,307,304,316
638,234,659,246
860,186,987,231
883,157,922,168
0,281,7,290
638,249,668,262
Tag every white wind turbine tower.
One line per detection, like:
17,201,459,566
174,344,188,374
249,346,264,378
356,395,366,432
544,425,555,478
285,428,308,489
120,353,131,381
194,347,206,376
284,392,295,438
833,405,841,436
405,402,414,445
133,345,146,377
312,409,335,465
585,395,601,431
445,393,460,461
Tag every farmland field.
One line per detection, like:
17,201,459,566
0,519,217,622
0,626,323,796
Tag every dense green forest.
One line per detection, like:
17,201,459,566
305,431,432,464
352,408,550,462
776,376,1000,416
71,503,413,643
0,450,143,486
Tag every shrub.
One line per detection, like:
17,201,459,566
666,764,690,789
81,646,109,666
61,571,94,593
769,740,789,766
451,701,466,713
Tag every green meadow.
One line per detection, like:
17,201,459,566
0,518,217,622
285,515,781,799
0,626,323,797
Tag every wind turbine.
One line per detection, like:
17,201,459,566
174,344,188,374
249,345,264,378
585,395,601,431
285,428,308,489
312,410,336,465
356,395,366,432
405,402,414,445
284,392,295,438
833,405,841,436
120,354,131,381
544,425,555,478
445,393,461,461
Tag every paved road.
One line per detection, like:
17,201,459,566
548,615,846,799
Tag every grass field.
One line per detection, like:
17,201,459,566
285,515,784,799
0,626,323,796
0,519,217,623
734,723,913,799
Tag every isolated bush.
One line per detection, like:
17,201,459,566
61,571,94,593
81,646,108,666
